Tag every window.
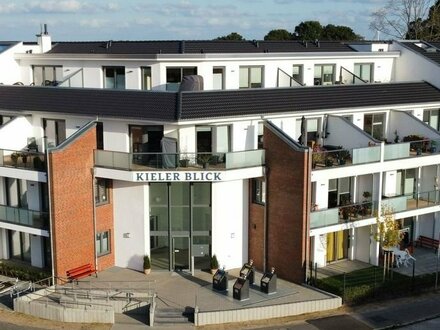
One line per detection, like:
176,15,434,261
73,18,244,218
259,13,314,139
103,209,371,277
95,178,110,205
9,230,31,262
239,66,263,89
354,63,373,82
96,122,104,150
252,178,266,205
292,65,303,84
328,177,352,208
32,65,63,86
142,67,152,90
5,178,27,208
96,231,110,256
258,122,264,149
43,118,66,148
213,67,224,90
166,67,197,91
364,113,385,140
314,64,335,85
103,66,125,89
423,109,440,130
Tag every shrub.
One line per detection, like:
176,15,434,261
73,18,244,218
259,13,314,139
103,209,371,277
210,254,219,269
143,255,151,269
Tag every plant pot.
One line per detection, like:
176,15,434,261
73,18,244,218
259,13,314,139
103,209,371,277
179,159,189,167
416,148,422,155
203,162,209,169
144,268,151,275
210,268,218,275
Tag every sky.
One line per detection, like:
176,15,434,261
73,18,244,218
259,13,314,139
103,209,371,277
0,0,385,42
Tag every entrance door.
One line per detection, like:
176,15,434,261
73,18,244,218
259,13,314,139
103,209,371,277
172,237,189,271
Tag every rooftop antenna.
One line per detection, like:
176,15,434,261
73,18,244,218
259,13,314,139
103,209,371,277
44,24,48,35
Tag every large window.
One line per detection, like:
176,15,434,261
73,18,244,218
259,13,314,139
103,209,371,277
252,178,266,205
354,63,373,82
328,177,352,208
314,64,335,85
32,65,63,86
292,65,303,84
213,67,224,90
43,118,66,148
166,67,197,91
142,67,152,90
239,66,263,89
95,178,110,205
9,230,31,262
5,178,27,208
103,66,125,89
423,109,440,130
0,115,13,126
364,113,385,140
96,231,110,256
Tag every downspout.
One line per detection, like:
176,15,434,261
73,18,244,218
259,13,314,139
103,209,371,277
46,144,55,285
92,167,98,273
304,148,312,283
263,166,268,273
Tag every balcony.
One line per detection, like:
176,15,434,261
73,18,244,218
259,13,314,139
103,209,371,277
94,150,265,171
382,190,440,213
0,205,49,230
0,149,46,171
310,201,377,229
312,145,380,170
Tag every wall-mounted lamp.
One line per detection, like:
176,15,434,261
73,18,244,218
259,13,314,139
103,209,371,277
127,70,133,73
123,233,130,238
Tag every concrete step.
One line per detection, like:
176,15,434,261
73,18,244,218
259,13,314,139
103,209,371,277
154,307,193,325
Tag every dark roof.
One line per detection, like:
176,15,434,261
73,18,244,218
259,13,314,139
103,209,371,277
48,40,355,54
0,82,439,121
400,41,440,66
179,82,440,120
0,86,178,121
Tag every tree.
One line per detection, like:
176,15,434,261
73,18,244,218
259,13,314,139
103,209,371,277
370,0,435,39
215,32,245,41
408,0,440,39
294,21,323,40
374,207,402,250
264,29,292,40
322,24,363,41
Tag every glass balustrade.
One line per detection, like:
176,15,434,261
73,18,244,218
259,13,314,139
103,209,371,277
0,205,49,230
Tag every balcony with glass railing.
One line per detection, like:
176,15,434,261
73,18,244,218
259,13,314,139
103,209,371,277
382,190,440,213
0,204,49,230
94,149,265,171
312,145,381,170
0,149,46,171
310,201,377,229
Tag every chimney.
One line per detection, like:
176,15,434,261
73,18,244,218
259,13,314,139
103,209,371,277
36,24,52,53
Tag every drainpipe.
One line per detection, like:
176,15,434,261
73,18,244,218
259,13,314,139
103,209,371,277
46,143,55,285
263,166,268,273
92,168,98,273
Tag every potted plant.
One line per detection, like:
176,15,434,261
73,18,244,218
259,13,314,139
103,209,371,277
198,154,211,169
210,254,219,275
21,153,28,164
10,152,19,165
337,149,351,165
143,255,151,275
179,154,190,167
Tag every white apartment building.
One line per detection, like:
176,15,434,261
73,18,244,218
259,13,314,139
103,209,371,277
0,28,439,283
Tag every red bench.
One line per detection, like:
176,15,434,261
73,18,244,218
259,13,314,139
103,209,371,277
66,263,97,282
416,235,439,253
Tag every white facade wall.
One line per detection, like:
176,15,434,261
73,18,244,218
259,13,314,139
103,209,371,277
103,120,130,152
212,179,248,269
0,116,34,150
113,181,148,271
354,226,371,263
0,44,27,85
313,235,326,267
392,42,440,89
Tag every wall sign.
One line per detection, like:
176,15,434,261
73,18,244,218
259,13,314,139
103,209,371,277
133,171,222,182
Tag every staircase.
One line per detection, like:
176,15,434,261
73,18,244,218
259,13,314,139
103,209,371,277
154,307,194,328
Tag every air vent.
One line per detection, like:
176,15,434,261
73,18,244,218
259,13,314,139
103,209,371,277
426,47,437,53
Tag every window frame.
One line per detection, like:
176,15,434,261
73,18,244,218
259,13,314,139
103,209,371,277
141,66,152,90
314,64,335,85
95,178,110,206
239,66,264,89
32,65,63,86
103,66,126,89
96,230,110,257
292,65,303,85
166,66,197,91
252,178,266,205
354,63,374,83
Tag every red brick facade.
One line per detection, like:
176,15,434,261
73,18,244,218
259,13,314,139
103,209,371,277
49,125,114,278
263,126,311,283
96,184,114,271
248,200,265,271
